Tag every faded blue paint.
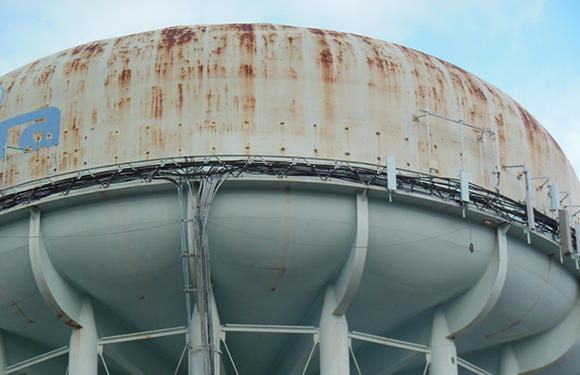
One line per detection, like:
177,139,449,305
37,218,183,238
0,107,61,159
0,87,4,106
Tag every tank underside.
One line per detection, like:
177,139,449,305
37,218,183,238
1,158,579,375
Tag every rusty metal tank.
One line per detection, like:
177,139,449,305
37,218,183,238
1,24,580,375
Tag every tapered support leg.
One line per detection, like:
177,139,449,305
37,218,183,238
430,308,457,375
500,345,520,375
68,296,98,375
319,285,350,375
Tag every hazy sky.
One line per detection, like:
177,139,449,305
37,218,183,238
1,0,579,173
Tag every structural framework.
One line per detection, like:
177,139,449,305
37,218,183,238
1,24,580,375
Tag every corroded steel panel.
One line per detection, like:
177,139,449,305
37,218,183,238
0,24,577,215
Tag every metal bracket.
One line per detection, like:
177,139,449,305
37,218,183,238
414,109,496,176
503,165,535,232
348,331,429,354
2,143,28,190
445,224,510,339
457,357,494,375
333,190,369,316
28,206,84,328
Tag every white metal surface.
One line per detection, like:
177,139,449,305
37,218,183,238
319,285,349,375
430,308,457,375
0,24,578,213
0,23,580,375
333,190,369,316
444,224,509,338
68,297,98,375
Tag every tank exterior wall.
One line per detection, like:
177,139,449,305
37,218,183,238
0,24,578,214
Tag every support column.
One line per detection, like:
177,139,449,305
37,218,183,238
429,307,457,375
0,330,6,375
333,190,369,315
499,345,520,375
29,207,83,328
192,291,222,375
68,296,98,375
319,285,350,375
444,224,510,338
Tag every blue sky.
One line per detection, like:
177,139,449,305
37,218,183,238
1,0,579,174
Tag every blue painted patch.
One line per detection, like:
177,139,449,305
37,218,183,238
0,107,61,159
0,87,4,106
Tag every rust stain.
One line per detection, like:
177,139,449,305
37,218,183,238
72,41,106,58
240,63,254,77
516,102,541,146
119,69,132,84
320,49,333,64
308,28,325,36
227,24,256,51
35,65,56,86
494,113,505,132
118,97,131,108
159,26,196,50
177,83,184,109
63,58,89,74
0,283,36,323
150,86,163,118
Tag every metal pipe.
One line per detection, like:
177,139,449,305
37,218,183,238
2,144,6,190
221,339,240,375
99,326,188,345
418,110,494,136
5,347,69,374
2,144,28,191
459,120,466,170
348,331,429,353
192,291,221,375
457,358,493,375
177,182,195,371
300,341,318,375
426,109,432,162
525,171,535,232
222,325,318,334
492,132,501,192
531,176,550,189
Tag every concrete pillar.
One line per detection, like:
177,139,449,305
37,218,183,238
68,296,98,375
429,307,457,375
192,292,221,375
0,330,6,375
319,285,350,375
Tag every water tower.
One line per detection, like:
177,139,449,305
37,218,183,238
1,24,579,375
